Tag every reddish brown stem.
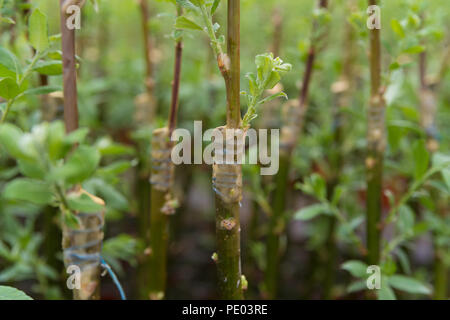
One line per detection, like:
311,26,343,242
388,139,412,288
168,24,183,135
226,0,241,129
271,7,283,57
298,0,327,108
60,0,79,133
139,0,154,93
366,0,383,268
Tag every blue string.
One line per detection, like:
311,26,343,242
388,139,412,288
100,257,127,300
63,211,126,300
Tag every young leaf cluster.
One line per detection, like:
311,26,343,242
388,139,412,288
0,9,62,122
241,53,291,128
0,121,101,227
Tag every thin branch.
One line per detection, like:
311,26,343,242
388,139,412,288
139,0,154,92
60,0,79,133
168,7,183,135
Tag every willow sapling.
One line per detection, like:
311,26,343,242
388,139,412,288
323,2,357,298
59,0,105,300
246,6,285,285
264,0,329,299
147,4,183,300
365,0,384,270
136,0,155,299
174,0,290,299
0,8,56,123
0,2,64,283
418,45,449,300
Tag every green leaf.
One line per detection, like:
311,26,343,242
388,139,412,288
175,0,197,10
85,178,129,211
0,123,31,160
46,50,63,60
51,145,100,184
3,178,53,205
29,9,49,52
0,47,20,78
97,161,132,176
64,127,89,145
294,203,330,221
432,153,450,191
346,280,366,293
190,0,205,6
331,185,344,206
341,260,368,278
0,286,33,300
33,60,62,76
175,16,203,31
0,77,20,99
395,248,411,275
402,45,425,55
17,159,46,179
390,19,405,38
47,121,66,160
389,61,401,71
378,283,396,300
96,138,134,156
397,205,415,234
388,275,431,295
246,73,258,97
412,139,429,180
63,211,81,229
0,16,15,25
300,173,327,200
258,92,287,105
67,192,104,213
211,0,221,15
21,85,62,96
265,71,281,90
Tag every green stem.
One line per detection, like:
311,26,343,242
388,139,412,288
148,187,169,299
264,153,289,298
148,6,184,299
199,3,224,60
136,169,151,299
434,246,448,299
323,7,356,298
211,0,243,300
264,0,328,299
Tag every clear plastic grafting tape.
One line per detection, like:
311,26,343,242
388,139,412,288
212,126,246,205
62,189,105,300
134,92,157,125
367,96,386,152
280,100,304,153
150,127,174,192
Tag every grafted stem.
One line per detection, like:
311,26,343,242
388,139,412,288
211,0,243,300
60,0,102,300
148,6,184,299
264,0,328,299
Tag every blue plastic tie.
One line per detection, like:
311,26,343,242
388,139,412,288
101,257,127,300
